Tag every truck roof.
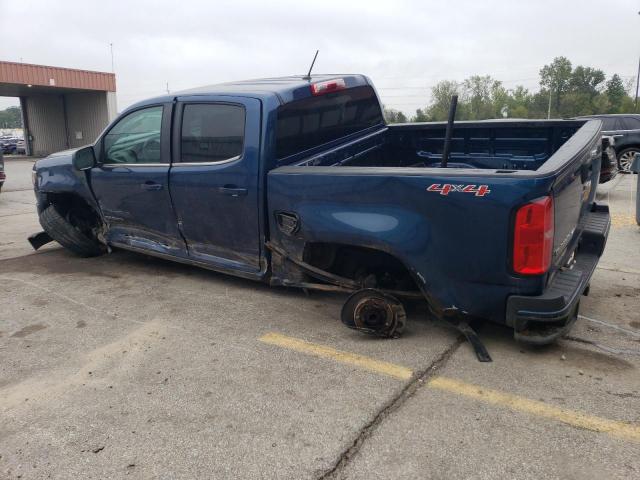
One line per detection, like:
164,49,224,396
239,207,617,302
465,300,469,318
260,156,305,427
129,74,372,110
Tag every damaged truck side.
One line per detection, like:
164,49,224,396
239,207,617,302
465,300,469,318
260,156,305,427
31,74,610,346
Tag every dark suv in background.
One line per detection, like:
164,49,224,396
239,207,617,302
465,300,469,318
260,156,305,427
0,149,5,193
576,114,640,172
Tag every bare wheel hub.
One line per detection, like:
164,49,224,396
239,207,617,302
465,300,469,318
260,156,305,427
341,289,406,338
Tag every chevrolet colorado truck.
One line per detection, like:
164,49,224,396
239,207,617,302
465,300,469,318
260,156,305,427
30,75,610,346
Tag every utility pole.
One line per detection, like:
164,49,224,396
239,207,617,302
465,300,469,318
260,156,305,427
636,11,640,112
547,87,552,119
166,82,170,94
109,43,115,73
635,56,639,112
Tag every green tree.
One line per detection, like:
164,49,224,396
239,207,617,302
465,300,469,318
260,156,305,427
606,74,627,112
490,81,510,118
413,108,429,122
0,106,22,128
506,85,532,118
409,57,633,121
425,80,462,121
540,56,573,115
570,66,605,97
382,106,408,123
463,75,491,119
592,94,611,115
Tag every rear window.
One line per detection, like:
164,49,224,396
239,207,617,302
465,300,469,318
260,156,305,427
275,85,383,159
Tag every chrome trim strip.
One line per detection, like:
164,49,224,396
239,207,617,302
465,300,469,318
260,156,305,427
602,129,640,134
99,156,242,168
100,163,168,168
172,155,242,167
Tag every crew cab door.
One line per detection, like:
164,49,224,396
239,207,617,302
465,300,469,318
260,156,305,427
169,96,262,273
90,103,186,255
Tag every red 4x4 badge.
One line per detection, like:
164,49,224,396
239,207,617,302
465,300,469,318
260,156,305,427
426,184,491,197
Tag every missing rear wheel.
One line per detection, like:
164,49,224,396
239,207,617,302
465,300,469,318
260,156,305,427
341,289,406,338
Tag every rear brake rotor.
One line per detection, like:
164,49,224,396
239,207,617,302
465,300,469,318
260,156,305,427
341,289,406,338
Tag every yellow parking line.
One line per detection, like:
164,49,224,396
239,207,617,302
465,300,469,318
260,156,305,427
259,332,413,380
428,376,640,443
611,213,637,227
260,331,640,443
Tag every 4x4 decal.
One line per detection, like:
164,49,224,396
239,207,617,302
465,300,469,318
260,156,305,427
426,184,491,197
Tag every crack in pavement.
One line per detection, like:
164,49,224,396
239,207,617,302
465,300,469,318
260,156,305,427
318,336,464,480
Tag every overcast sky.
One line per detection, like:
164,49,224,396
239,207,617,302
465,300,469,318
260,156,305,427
1,0,638,115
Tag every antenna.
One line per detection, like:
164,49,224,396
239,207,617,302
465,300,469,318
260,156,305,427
303,50,319,80
441,95,458,168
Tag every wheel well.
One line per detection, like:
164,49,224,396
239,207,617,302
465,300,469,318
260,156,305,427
302,242,419,291
616,145,640,155
44,193,102,233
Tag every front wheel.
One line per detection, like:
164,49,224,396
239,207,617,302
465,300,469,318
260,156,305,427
617,148,640,173
39,205,106,257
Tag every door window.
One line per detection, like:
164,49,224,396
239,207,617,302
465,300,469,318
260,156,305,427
103,106,163,164
622,117,640,130
180,104,245,162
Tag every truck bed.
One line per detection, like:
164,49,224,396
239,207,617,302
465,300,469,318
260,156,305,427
268,118,603,330
293,120,586,172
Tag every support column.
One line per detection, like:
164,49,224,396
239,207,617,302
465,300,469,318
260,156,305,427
19,96,31,156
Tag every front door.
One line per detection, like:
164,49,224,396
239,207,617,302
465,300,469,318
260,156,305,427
90,103,185,256
169,97,262,273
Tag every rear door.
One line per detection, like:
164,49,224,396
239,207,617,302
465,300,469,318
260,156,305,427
169,96,263,273
90,103,186,256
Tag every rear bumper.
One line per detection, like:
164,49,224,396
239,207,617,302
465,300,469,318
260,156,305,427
506,204,610,345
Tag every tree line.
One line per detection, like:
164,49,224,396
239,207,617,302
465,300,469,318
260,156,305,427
0,106,22,129
384,57,638,123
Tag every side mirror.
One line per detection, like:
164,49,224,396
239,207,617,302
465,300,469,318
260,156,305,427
72,146,96,171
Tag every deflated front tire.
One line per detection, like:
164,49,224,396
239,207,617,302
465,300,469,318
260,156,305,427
39,205,106,257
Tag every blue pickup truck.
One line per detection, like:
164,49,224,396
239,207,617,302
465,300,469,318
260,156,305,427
30,75,610,348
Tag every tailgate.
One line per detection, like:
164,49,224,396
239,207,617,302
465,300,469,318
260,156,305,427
548,120,602,269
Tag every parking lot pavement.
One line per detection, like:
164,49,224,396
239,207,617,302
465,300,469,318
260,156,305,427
0,157,58,260
1,167,639,479
1,156,37,192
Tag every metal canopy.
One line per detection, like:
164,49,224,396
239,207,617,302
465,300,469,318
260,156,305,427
0,61,116,97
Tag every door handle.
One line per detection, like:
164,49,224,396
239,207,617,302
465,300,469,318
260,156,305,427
141,181,163,191
218,186,248,197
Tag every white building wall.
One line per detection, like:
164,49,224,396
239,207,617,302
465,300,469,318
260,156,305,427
24,95,68,156
106,92,117,122
64,91,110,149
24,91,113,155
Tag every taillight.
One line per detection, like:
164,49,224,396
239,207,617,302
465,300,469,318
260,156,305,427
513,196,554,275
310,78,346,96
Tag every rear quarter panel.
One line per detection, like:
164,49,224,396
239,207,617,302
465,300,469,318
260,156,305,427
268,167,552,322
